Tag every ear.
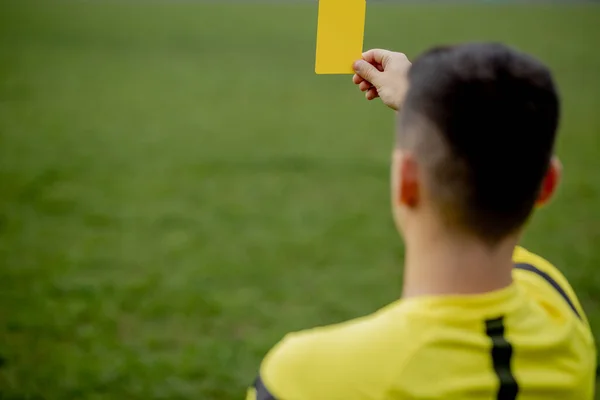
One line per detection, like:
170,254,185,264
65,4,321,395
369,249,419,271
536,156,562,207
396,153,420,208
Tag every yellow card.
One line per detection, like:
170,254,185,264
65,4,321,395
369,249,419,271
315,0,366,75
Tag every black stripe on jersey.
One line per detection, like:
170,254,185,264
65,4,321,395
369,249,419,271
514,263,582,320
485,317,519,400
253,375,278,400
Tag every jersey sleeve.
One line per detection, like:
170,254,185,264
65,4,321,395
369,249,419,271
245,376,277,400
513,245,589,325
245,387,257,400
246,315,404,400
247,333,329,400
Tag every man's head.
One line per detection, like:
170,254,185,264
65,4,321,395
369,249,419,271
393,42,561,246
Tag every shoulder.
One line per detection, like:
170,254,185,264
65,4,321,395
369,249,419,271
250,304,424,400
512,245,588,324
513,245,569,284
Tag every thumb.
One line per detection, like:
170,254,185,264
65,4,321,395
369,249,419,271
353,60,381,86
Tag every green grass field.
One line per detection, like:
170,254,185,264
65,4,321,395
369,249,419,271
0,1,599,398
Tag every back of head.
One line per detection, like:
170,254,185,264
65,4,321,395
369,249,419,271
399,42,560,245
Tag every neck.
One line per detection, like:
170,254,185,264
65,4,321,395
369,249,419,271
401,229,517,299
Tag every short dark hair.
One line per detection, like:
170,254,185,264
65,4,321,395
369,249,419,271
398,42,560,244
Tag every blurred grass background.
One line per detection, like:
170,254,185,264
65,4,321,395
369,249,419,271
0,1,599,399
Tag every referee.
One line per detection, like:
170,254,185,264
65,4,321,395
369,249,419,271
246,43,596,400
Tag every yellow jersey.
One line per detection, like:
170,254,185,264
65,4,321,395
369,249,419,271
246,246,596,400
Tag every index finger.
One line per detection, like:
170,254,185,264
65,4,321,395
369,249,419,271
362,49,395,67
353,73,364,85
